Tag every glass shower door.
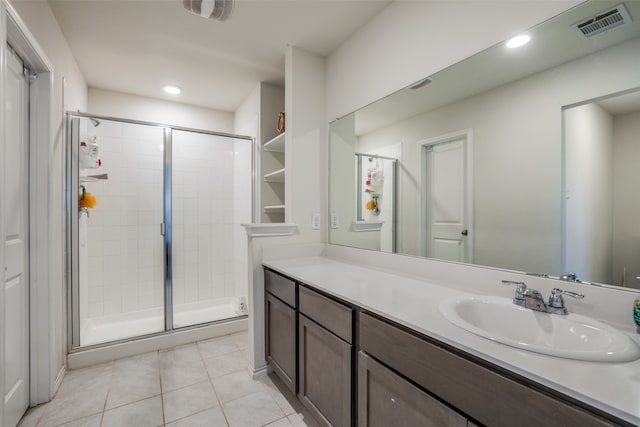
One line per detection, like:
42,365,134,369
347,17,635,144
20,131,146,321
72,117,166,347
170,130,251,328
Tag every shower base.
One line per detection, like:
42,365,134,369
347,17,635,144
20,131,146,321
80,297,242,347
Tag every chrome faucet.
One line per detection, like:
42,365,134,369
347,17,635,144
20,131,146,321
502,280,584,315
560,272,577,281
523,288,548,312
547,288,585,315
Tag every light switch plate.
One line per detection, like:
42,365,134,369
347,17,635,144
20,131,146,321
330,213,339,229
311,213,321,230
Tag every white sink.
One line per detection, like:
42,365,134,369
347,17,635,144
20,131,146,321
439,296,640,363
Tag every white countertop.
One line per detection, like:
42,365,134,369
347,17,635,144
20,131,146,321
263,255,640,425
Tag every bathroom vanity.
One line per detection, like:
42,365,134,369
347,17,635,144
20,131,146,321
263,257,640,427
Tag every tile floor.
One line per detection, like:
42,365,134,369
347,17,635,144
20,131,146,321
18,331,319,427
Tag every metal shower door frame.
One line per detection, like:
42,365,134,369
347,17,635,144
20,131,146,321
65,111,255,352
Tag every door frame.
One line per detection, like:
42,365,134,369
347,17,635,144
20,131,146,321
1,0,55,416
416,129,474,261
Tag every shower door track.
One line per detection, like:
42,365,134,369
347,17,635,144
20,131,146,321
65,111,256,352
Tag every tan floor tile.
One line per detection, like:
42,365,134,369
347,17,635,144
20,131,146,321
212,371,267,403
166,407,228,426
38,382,108,427
264,417,293,427
56,413,102,427
230,331,249,349
161,358,209,392
113,351,159,379
106,371,161,409
102,396,164,427
260,375,303,416
222,390,284,427
203,351,249,378
16,403,48,427
163,381,217,423
287,411,320,427
197,336,239,359
159,344,202,369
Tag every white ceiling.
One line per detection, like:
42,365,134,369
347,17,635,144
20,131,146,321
47,0,391,112
353,0,640,135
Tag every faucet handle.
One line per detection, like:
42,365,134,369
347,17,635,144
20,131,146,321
502,280,526,290
548,288,585,314
502,280,526,303
551,288,584,300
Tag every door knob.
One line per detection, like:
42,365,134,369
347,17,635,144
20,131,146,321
461,229,468,236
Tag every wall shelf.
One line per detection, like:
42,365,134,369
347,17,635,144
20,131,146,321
264,133,285,152
264,204,286,213
242,223,297,238
264,168,285,183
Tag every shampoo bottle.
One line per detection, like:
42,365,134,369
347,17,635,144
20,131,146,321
634,296,640,333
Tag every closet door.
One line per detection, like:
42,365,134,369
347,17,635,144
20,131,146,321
3,46,30,427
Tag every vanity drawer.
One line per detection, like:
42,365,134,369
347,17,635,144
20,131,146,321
299,285,352,343
265,268,297,308
359,312,615,427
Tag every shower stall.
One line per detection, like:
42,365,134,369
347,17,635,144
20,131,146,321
66,112,254,349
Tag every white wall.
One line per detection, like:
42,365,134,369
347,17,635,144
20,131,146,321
350,39,640,277
10,0,88,397
325,1,580,121
613,109,640,289
247,46,326,375
88,88,234,133
233,84,260,297
564,103,614,284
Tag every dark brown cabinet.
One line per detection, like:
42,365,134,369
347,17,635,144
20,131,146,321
358,351,467,427
263,267,628,427
299,314,352,427
264,269,297,393
265,293,296,393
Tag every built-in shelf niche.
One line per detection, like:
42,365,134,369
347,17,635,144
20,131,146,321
264,167,285,183
264,133,285,153
257,83,285,223
264,204,286,213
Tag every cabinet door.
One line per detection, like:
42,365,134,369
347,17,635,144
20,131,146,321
299,314,352,427
266,293,297,393
358,352,467,427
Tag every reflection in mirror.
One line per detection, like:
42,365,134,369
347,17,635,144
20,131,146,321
328,0,640,290
564,89,640,287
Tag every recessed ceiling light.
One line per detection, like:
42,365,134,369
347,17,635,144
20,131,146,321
506,34,530,49
163,85,181,95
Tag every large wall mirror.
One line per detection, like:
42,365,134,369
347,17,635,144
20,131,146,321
329,0,640,291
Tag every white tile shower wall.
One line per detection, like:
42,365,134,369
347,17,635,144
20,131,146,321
85,121,165,319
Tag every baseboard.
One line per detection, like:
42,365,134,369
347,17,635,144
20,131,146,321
67,318,248,369
251,365,271,379
53,365,65,397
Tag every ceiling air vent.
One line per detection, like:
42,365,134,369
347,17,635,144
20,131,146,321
572,3,632,38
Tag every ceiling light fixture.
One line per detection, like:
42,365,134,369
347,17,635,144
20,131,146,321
182,0,233,21
506,34,531,49
163,85,181,95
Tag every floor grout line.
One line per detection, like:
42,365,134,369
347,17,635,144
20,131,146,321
23,332,275,427
156,350,167,427
198,337,231,427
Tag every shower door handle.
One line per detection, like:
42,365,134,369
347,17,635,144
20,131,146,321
160,223,166,236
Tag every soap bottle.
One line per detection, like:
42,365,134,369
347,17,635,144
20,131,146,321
634,296,640,333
